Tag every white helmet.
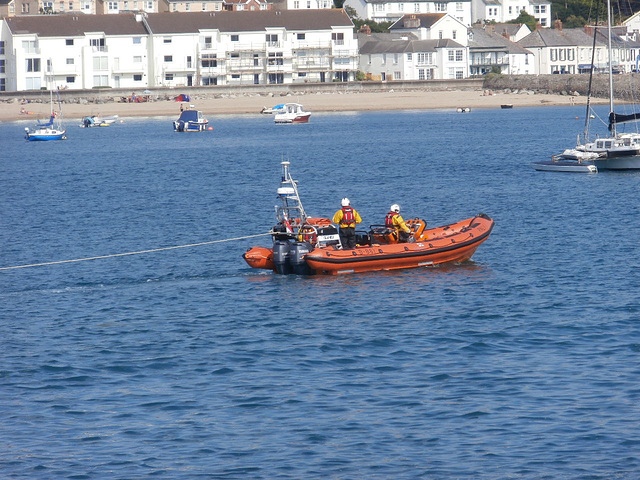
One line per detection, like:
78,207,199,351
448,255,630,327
390,204,400,213
341,198,350,207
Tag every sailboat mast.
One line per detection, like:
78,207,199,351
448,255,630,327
607,0,615,135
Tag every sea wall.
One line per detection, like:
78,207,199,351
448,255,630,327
0,79,484,106
483,73,640,101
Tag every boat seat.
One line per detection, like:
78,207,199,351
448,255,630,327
406,218,427,241
369,225,399,244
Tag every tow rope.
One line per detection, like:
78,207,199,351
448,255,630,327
0,232,273,271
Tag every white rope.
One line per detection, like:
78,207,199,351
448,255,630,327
0,232,273,271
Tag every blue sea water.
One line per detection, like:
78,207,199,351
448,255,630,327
1,105,639,479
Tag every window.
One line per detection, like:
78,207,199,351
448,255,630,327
266,34,278,46
0,78,5,91
332,32,344,45
22,40,38,54
202,76,217,85
66,76,75,83
398,3,403,10
26,58,41,72
435,2,446,11
133,56,142,63
414,3,419,12
164,55,173,62
509,6,512,14
107,1,117,11
93,75,108,86
26,77,41,89
90,38,105,51
133,37,141,45
439,30,443,39
298,72,306,77
335,57,350,65
0,41,3,54
382,53,386,64
0,60,4,73
268,52,283,65
254,54,260,66
163,37,172,44
66,58,74,65
230,53,239,58
448,50,454,61
297,33,305,40
93,56,108,70
165,73,173,81
232,74,240,79
418,68,425,80
202,2,206,10
134,74,142,81
393,53,398,64
456,49,463,61
201,54,217,67
204,36,212,48
185,2,190,10
294,0,299,6
456,2,462,10
417,52,432,64
231,34,239,41
66,39,74,46
394,71,401,80
452,30,457,40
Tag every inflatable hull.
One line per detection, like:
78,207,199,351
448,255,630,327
245,214,493,276
305,215,493,275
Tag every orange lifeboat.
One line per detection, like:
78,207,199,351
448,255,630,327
304,214,493,275
243,161,494,276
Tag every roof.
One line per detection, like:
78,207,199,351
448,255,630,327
0,0,14,6
469,26,531,54
144,10,353,34
358,33,462,53
390,13,447,30
519,27,598,48
5,14,148,36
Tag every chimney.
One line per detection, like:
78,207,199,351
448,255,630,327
535,22,542,31
403,15,420,29
359,24,371,35
554,19,563,31
502,30,509,39
584,25,593,36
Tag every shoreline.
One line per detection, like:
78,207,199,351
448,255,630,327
2,89,604,122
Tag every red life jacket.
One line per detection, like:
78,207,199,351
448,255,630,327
341,206,355,225
385,211,397,227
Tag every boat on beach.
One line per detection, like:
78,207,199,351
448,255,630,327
173,107,209,132
243,161,494,275
274,103,311,124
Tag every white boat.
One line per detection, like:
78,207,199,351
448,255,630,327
24,88,66,141
274,103,311,124
261,104,285,114
173,107,209,132
533,159,598,173
81,114,119,127
556,0,640,170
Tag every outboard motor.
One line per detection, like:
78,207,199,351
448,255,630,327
273,240,292,275
290,241,314,275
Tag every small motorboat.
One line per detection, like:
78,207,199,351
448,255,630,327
274,103,311,124
532,160,597,173
81,114,119,127
243,161,494,275
261,104,285,114
173,106,209,132
456,107,470,113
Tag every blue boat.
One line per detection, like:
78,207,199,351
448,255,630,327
24,114,66,141
24,89,66,141
173,108,209,132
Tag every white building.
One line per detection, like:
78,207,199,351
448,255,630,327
0,10,358,91
471,0,550,28
343,0,471,25
358,31,467,79
468,25,533,75
2,14,149,91
284,0,333,10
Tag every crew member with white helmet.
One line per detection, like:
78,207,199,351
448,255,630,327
385,204,412,242
332,198,362,249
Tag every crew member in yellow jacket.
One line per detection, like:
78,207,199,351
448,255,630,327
332,197,362,249
385,204,412,242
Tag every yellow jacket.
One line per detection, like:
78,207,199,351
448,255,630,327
388,213,411,233
333,207,362,227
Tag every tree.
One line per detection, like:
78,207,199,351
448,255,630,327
509,10,538,31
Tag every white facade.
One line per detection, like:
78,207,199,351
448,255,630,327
471,0,550,28
344,0,472,25
285,0,333,9
1,11,358,91
391,13,469,45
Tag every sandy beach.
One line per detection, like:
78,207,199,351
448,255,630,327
2,89,603,122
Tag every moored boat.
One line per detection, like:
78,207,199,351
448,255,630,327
274,103,311,124
243,161,494,276
25,88,66,141
533,159,598,173
81,114,119,127
173,107,209,132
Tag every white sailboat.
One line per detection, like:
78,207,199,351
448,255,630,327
24,81,66,141
559,0,640,170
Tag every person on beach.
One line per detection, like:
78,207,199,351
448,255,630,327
385,204,412,243
333,198,362,249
